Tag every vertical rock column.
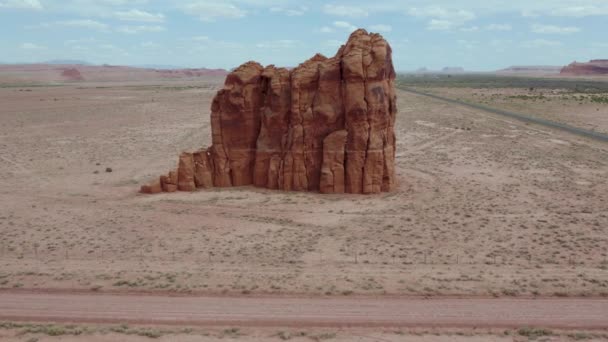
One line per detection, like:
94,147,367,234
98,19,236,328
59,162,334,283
209,61,264,187
319,130,348,194
253,66,291,189
340,29,397,194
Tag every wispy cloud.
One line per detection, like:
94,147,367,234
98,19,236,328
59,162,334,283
140,41,160,49
0,0,42,10
117,25,166,34
112,9,165,23
522,39,563,48
409,6,475,20
529,4,608,17
409,6,475,31
29,19,109,31
333,21,357,32
460,26,479,32
531,24,581,34
20,42,45,49
269,6,307,16
323,4,368,18
181,1,246,21
486,24,512,31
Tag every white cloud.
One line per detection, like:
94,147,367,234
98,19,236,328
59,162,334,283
318,26,334,33
117,25,165,34
427,19,454,31
0,0,42,10
30,19,109,31
409,6,475,21
333,21,357,32
20,42,45,49
269,6,307,16
112,9,165,22
486,24,512,31
522,39,563,48
369,24,392,32
543,4,608,17
319,1,608,19
182,1,246,21
531,24,581,34
140,41,160,48
323,4,368,18
64,38,98,46
191,36,210,41
409,6,475,31
62,19,108,30
460,26,479,32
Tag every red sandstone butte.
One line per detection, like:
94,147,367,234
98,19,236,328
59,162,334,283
560,60,608,76
60,68,85,81
141,29,397,195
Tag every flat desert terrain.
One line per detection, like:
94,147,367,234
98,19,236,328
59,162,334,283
0,76,607,299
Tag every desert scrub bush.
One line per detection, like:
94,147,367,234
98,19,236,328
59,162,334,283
568,332,592,340
108,324,164,338
112,279,140,287
276,331,307,340
309,332,337,341
21,324,86,336
590,95,608,104
517,327,552,339
222,327,241,337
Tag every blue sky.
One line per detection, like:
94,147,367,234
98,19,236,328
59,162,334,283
1,0,607,71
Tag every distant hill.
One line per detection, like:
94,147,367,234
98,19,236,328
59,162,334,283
135,64,186,70
44,60,92,66
561,60,608,76
413,67,466,74
497,65,562,75
0,63,228,83
442,67,465,74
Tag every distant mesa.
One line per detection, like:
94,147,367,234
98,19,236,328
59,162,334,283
413,67,465,74
141,29,397,195
45,59,92,66
496,66,562,75
441,67,465,74
60,68,84,82
0,63,228,83
155,68,228,78
561,60,608,76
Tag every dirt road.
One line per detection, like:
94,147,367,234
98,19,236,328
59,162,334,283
1,293,607,329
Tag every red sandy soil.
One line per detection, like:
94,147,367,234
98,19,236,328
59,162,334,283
1,292,607,329
0,78,606,299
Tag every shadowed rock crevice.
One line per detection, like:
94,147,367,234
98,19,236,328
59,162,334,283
141,29,397,195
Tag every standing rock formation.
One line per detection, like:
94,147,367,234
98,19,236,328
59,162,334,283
141,29,397,194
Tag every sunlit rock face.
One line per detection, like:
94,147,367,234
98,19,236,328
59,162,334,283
141,29,397,195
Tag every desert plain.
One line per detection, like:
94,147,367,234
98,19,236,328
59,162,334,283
0,73,607,340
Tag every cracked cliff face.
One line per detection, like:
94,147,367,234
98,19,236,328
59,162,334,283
141,29,397,195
